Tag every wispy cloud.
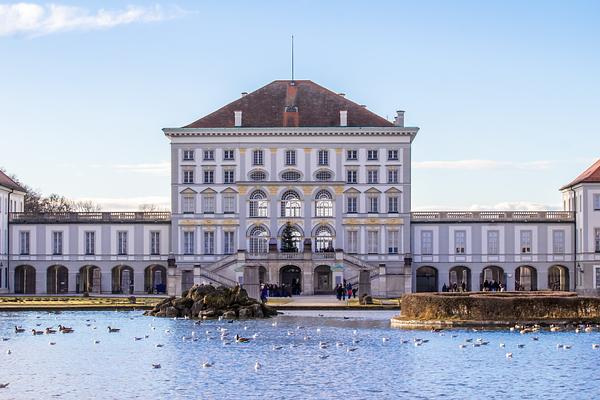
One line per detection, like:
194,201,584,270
0,3,185,37
413,202,561,212
413,159,554,171
91,161,170,176
75,196,170,211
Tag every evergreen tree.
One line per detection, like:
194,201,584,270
280,222,298,252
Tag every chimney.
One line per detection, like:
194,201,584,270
241,92,248,97
394,110,405,127
234,111,242,127
339,110,348,127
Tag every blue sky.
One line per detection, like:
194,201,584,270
1,0,598,210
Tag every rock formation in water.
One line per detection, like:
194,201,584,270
144,284,278,319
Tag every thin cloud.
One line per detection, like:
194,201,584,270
112,161,170,176
413,159,554,171
0,3,185,37
413,202,561,212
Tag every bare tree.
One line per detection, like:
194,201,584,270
71,200,102,212
139,203,161,211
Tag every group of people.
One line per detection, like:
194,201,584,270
441,281,467,292
335,281,357,301
259,279,303,303
482,279,505,292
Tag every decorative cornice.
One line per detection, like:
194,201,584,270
163,126,419,138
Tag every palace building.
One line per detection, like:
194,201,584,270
3,80,600,297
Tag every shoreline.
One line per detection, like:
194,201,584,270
391,316,600,329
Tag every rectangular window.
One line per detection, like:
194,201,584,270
346,150,358,161
150,231,160,255
520,230,532,254
387,195,399,213
594,194,600,210
203,195,215,214
183,169,194,184
318,150,329,166
18,231,25,254
596,267,600,289
253,150,264,166
347,196,358,213
347,230,358,253
388,149,399,160
117,231,128,255
368,195,379,213
85,231,95,255
346,170,358,184
285,150,297,166
203,150,214,160
223,169,235,184
223,149,235,161
487,230,499,255
183,150,194,161
388,169,399,184
19,231,30,255
367,150,378,161
52,231,63,255
454,230,466,254
204,231,215,254
182,195,195,213
421,231,433,255
224,231,234,254
388,230,399,254
183,231,194,255
223,195,235,213
367,169,379,184
595,228,600,253
552,230,565,254
367,230,379,254
203,170,214,184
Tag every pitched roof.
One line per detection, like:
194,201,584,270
0,169,26,192
183,80,395,128
561,159,600,190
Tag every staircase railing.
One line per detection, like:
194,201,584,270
198,270,238,288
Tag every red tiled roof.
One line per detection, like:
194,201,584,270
0,169,26,192
561,159,600,190
183,80,395,128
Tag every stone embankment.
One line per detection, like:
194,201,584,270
144,284,278,319
392,292,600,328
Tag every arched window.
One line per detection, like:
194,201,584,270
281,170,302,182
249,226,269,254
315,170,333,181
249,170,267,181
249,190,268,217
315,225,334,252
281,190,301,217
315,190,333,217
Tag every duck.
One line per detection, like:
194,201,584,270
94,340,100,344
584,326,593,333
134,337,143,341
318,354,329,359
14,326,25,334
58,325,74,333
31,329,44,335
48,342,56,346
45,328,56,334
235,334,251,343
499,343,505,348
459,344,467,349
156,344,164,348
506,352,513,358
562,344,572,350
382,337,390,343
0,383,8,388
107,326,120,333
6,350,11,355
347,347,358,352
152,364,161,369
592,344,599,349
254,362,262,371
517,344,525,348
202,361,213,368
272,345,283,351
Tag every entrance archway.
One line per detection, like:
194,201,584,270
258,266,267,284
145,265,167,294
280,265,302,295
548,265,569,291
47,265,68,294
112,265,134,294
416,266,438,292
449,266,471,291
78,265,101,294
14,265,36,294
480,266,504,290
314,265,333,294
515,265,537,291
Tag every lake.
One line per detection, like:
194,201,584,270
0,310,599,399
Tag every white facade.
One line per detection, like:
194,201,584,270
0,175,25,293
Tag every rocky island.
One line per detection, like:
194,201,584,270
144,284,278,319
